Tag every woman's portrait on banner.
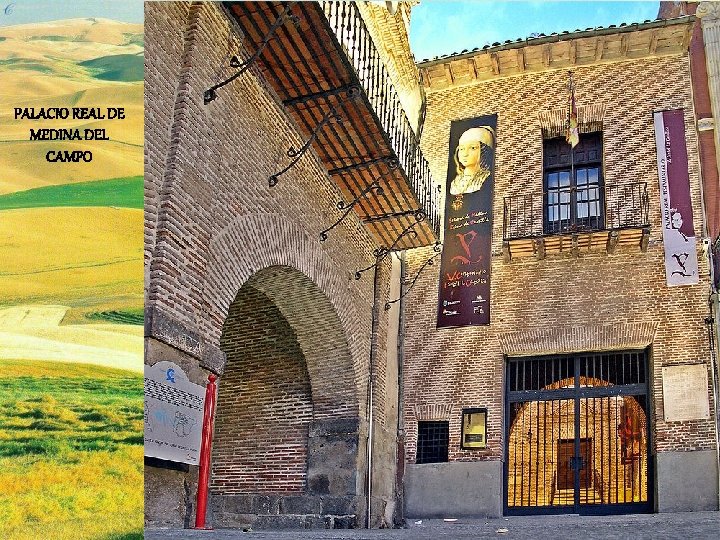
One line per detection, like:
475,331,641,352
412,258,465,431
437,114,497,328
450,125,496,196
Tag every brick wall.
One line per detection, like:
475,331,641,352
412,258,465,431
144,1,403,527
144,0,192,292
212,285,312,494
144,1,380,360
403,52,715,465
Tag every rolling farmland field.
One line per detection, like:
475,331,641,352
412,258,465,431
0,17,145,539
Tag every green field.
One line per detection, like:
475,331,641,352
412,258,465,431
86,308,144,325
0,359,143,540
0,176,143,210
79,54,144,82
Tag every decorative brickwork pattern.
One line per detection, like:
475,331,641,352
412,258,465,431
413,403,454,421
403,52,715,467
499,322,659,357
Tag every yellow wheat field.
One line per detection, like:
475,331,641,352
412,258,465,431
0,442,144,540
0,18,143,193
0,139,143,194
0,207,143,317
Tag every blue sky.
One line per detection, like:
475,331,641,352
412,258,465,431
2,1,661,61
0,0,143,26
410,1,661,61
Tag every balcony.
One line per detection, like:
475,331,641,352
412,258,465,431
502,182,650,260
223,1,440,250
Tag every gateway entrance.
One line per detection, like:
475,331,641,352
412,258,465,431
505,351,651,514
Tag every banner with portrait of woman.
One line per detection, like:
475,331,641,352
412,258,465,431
437,114,497,328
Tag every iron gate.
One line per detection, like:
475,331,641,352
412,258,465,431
504,351,652,515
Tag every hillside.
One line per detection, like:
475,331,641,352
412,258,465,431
0,18,143,193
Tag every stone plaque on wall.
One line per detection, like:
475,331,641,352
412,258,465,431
144,361,205,464
662,364,710,421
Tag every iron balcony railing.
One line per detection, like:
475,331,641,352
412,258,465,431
320,1,440,237
503,182,650,240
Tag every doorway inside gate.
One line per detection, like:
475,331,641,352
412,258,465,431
505,351,652,515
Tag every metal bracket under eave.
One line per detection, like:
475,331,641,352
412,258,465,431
385,243,442,310
362,208,425,225
283,85,361,107
640,227,650,252
607,230,619,254
354,217,425,280
328,156,398,176
319,164,400,242
203,2,299,105
269,107,342,187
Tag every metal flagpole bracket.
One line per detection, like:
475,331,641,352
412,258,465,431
203,2,299,105
385,242,442,310
319,161,398,242
269,107,342,187
354,214,426,280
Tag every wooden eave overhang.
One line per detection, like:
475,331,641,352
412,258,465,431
225,1,439,250
418,16,695,93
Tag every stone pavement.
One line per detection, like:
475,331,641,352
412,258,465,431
146,511,720,539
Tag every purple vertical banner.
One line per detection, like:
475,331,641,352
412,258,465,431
653,109,699,286
437,114,497,328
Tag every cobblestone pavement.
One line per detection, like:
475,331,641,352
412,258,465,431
146,511,720,539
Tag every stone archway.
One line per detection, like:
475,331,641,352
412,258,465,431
210,265,362,529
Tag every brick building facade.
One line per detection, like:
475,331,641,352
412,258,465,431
405,13,718,517
144,1,719,530
144,1,422,529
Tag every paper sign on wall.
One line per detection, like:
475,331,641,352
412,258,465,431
144,361,205,465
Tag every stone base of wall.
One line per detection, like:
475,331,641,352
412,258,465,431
208,493,361,529
404,461,503,518
657,450,719,512
144,336,209,528
144,463,197,528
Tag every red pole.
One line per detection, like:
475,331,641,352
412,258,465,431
194,373,217,530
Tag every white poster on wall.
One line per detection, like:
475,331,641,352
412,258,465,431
144,361,205,465
653,109,699,286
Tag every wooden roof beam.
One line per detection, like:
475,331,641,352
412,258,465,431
681,24,692,50
490,52,500,75
468,58,478,80
542,44,551,67
649,30,659,54
444,63,454,85
595,38,604,61
620,34,629,57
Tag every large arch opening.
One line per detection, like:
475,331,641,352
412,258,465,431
213,284,312,493
210,265,362,528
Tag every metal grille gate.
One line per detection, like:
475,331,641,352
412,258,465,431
504,351,652,515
